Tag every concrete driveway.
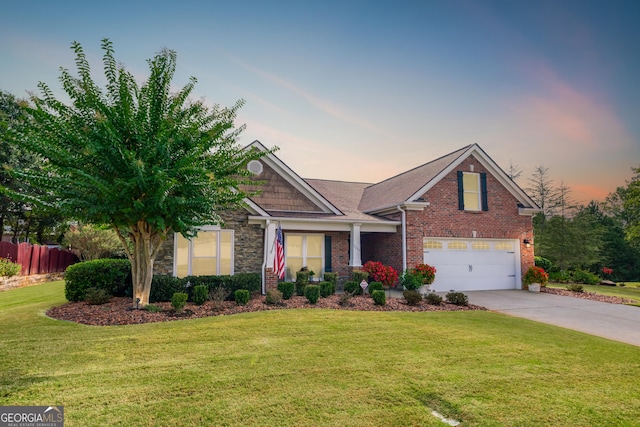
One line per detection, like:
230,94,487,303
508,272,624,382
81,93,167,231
465,290,640,347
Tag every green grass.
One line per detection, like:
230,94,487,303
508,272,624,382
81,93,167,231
549,282,640,305
2,282,640,426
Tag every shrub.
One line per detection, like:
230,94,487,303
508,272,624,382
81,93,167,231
0,258,21,277
425,292,443,306
338,292,352,307
566,283,584,293
323,272,338,287
295,271,309,296
412,263,436,285
351,269,369,284
193,285,208,305
400,270,422,291
572,269,600,285
305,285,320,304
319,281,333,298
84,287,111,305
549,271,571,283
362,261,398,288
265,289,283,305
446,292,469,306
171,292,188,313
403,289,422,306
367,281,384,295
343,281,361,295
209,286,229,311
535,256,552,272
234,289,250,306
372,289,386,306
64,258,131,302
278,282,295,300
150,275,185,303
522,266,549,287
144,304,163,313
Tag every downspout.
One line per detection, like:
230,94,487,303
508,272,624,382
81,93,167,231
396,205,407,272
261,219,270,295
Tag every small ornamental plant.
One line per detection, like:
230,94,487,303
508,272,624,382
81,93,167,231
602,267,613,278
362,261,398,288
522,266,548,288
411,263,436,285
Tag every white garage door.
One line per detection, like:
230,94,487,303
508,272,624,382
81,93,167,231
423,239,519,291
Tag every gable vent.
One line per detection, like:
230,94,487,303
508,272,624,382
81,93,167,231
247,160,263,175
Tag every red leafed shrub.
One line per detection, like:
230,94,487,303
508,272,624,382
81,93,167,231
411,263,436,285
362,261,399,288
522,266,549,287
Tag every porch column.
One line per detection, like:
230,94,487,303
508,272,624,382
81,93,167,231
349,223,362,267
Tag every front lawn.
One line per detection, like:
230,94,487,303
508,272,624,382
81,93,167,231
548,282,640,305
1,282,640,426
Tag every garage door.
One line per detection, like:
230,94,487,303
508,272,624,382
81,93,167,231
423,239,519,291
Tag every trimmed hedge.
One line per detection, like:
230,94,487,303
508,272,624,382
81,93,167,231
278,282,295,300
235,289,250,305
305,285,320,304
150,273,261,303
367,281,384,295
343,281,361,295
319,281,334,298
65,259,131,302
371,289,386,306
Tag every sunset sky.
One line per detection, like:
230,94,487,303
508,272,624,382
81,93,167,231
1,1,638,203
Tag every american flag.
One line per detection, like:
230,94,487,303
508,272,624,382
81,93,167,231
274,224,285,280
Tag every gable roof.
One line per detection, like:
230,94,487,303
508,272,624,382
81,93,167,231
244,141,539,224
358,145,470,212
360,143,539,214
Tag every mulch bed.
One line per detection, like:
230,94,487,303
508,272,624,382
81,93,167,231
46,287,636,327
46,294,484,326
542,286,636,305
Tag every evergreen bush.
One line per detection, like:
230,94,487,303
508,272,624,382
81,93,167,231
403,289,422,306
278,282,295,300
171,292,188,313
234,289,250,305
304,285,320,304
193,285,208,305
371,289,386,306
65,259,131,302
446,292,469,306
84,287,111,305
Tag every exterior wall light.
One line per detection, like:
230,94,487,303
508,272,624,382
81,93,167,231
523,239,531,248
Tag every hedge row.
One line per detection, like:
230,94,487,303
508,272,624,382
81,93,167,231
150,273,261,303
64,259,260,303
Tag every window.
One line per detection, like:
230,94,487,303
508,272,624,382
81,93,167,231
471,242,490,250
424,240,443,249
494,242,514,251
285,234,324,281
175,229,234,278
448,241,468,250
457,171,488,211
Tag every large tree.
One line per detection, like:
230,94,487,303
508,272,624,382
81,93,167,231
1,39,272,306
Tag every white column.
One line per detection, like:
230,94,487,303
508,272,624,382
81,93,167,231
349,223,362,267
264,221,277,268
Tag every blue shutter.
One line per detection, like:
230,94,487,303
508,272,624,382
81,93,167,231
481,173,488,211
457,171,464,210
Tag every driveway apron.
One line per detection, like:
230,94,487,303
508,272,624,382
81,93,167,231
465,290,640,347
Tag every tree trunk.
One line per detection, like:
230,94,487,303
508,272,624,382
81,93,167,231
117,221,166,308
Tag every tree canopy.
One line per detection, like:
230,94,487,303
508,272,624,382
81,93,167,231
1,39,274,305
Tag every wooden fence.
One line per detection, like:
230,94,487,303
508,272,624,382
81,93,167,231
0,241,78,275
